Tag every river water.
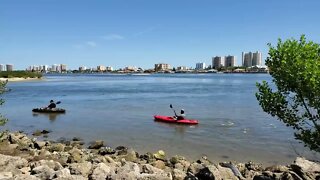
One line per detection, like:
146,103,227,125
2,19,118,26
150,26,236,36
1,73,319,165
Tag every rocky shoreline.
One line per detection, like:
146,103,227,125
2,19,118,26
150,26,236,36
0,131,319,180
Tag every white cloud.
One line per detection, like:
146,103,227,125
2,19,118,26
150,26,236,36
86,41,97,47
102,34,124,40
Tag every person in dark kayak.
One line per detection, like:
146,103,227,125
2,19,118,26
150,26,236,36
47,100,57,109
176,109,186,120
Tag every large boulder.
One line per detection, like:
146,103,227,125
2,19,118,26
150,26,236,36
69,162,93,177
172,168,187,180
48,143,65,152
30,159,63,171
14,174,40,180
0,154,28,174
0,172,13,180
31,165,55,180
88,140,104,149
291,157,320,180
188,162,204,175
153,150,166,161
90,163,114,180
112,161,140,179
68,148,84,163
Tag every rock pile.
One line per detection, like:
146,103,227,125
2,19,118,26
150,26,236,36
0,131,319,180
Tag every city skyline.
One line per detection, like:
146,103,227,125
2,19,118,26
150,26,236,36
1,0,320,70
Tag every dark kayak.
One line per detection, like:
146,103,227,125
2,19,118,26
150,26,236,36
154,115,199,125
32,108,66,113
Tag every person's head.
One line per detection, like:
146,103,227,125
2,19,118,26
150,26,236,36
50,100,54,103
181,109,185,114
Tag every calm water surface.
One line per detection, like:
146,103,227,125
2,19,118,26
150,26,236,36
2,74,319,165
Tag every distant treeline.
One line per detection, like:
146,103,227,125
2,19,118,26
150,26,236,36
0,71,42,78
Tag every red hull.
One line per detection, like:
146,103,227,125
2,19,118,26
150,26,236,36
154,115,199,125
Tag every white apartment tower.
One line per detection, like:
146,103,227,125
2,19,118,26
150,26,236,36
252,51,262,66
195,62,206,70
225,55,236,67
242,51,262,67
212,56,225,69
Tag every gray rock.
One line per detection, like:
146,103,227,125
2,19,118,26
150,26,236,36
50,151,70,166
294,157,320,173
0,172,13,180
265,165,289,173
196,156,212,166
112,162,140,179
69,162,92,177
188,162,204,175
219,162,243,178
142,164,164,174
280,171,303,180
216,165,238,180
0,154,28,174
30,159,63,171
170,155,186,165
98,147,115,155
68,148,84,163
49,143,65,152
152,160,166,170
153,150,166,161
253,175,274,180
31,165,55,179
14,174,40,180
138,173,173,180
172,168,186,180
123,148,139,162
140,152,155,163
88,140,104,149
50,168,71,179
34,141,46,150
245,161,263,171
90,163,114,180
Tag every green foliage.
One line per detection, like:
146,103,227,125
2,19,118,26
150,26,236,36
0,71,42,78
0,81,7,138
256,35,320,152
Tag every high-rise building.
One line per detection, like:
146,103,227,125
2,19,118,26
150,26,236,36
177,66,188,71
6,64,13,71
212,56,225,69
51,64,58,72
195,63,206,70
225,55,236,67
242,51,262,67
60,64,67,72
79,66,87,72
242,52,252,67
0,64,4,71
155,63,171,71
97,65,106,72
106,66,113,71
252,51,262,66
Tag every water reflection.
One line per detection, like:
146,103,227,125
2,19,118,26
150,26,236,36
32,112,65,122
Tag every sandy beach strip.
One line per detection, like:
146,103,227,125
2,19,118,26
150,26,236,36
0,77,43,82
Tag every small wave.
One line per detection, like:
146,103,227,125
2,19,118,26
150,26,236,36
221,121,234,127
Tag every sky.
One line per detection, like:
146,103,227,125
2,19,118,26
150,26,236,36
1,0,320,70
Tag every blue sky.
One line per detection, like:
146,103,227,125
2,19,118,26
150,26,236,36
1,0,320,70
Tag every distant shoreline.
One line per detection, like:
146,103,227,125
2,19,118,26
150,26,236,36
0,77,43,82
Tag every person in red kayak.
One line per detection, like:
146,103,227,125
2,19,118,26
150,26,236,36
176,109,186,120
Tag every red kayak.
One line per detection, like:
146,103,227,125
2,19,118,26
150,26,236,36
154,115,199,125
